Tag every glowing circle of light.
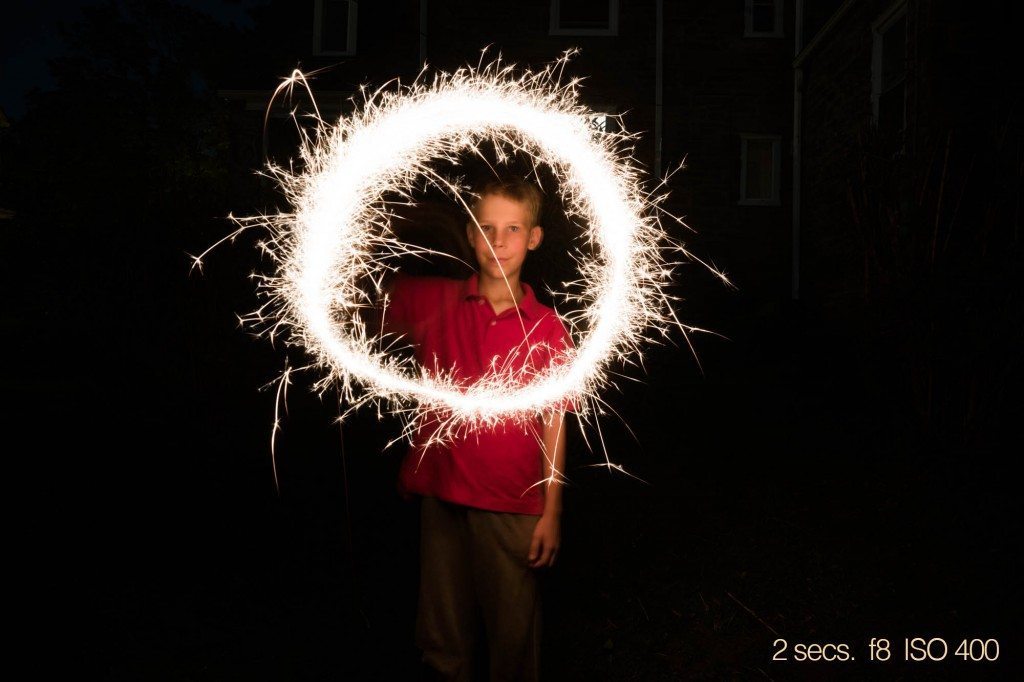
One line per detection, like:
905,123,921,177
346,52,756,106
256,57,691,426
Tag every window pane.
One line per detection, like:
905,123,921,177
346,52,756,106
745,139,774,200
559,0,611,29
881,14,906,91
322,0,351,52
752,3,776,33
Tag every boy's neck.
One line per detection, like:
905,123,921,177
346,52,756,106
477,272,524,308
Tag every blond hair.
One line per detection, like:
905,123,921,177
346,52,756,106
470,175,543,226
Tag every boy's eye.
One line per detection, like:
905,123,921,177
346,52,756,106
509,226,520,232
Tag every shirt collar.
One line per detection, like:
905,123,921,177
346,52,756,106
463,273,544,319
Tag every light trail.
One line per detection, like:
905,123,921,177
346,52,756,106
195,51,729,457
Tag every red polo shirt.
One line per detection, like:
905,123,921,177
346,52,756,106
386,273,573,515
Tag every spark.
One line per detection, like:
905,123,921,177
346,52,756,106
269,363,292,494
203,51,728,458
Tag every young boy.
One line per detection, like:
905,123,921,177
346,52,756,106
383,176,571,681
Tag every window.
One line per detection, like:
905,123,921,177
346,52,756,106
584,105,621,134
314,0,357,56
872,2,907,148
744,0,784,38
739,134,782,205
550,0,618,36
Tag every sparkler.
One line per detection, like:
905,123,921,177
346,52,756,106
196,51,728,459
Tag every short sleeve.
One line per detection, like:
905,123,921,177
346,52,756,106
548,314,573,356
543,312,577,414
383,274,415,339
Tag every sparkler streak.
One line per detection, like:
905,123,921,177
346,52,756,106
269,363,292,494
200,51,729,462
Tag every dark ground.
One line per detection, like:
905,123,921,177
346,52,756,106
21,290,1018,681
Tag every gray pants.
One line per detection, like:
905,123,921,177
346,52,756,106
416,496,542,682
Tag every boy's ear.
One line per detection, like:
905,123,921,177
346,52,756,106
528,225,544,250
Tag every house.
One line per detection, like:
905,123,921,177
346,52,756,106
793,0,1015,315
222,1,797,319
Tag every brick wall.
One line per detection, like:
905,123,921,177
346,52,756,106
230,1,796,317
662,0,793,317
797,0,924,314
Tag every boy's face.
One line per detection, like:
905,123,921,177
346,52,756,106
466,193,543,284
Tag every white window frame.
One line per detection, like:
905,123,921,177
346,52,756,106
314,0,358,56
739,134,782,206
587,105,618,133
870,1,907,128
744,0,784,38
550,0,619,37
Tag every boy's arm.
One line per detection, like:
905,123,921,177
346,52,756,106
528,410,567,569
